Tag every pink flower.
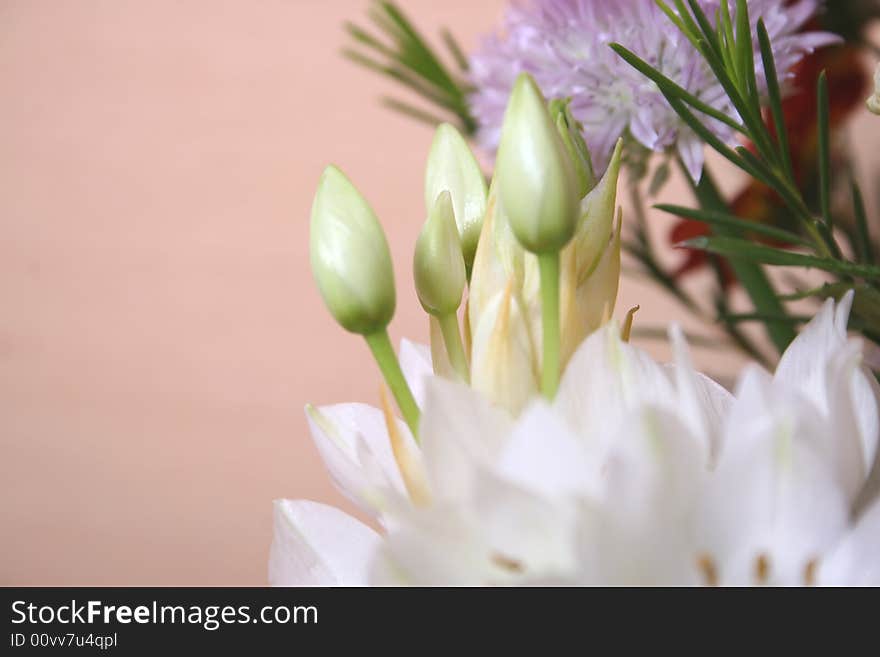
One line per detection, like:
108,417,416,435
468,0,838,178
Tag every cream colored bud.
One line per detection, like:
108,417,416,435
470,279,539,415
467,181,526,339
496,73,580,254
573,139,623,283
424,123,488,272
413,191,466,316
309,165,395,335
561,210,622,364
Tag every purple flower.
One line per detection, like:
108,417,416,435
469,0,838,179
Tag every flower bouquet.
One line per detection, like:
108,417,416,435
271,0,880,586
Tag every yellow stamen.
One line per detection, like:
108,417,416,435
380,385,431,506
621,305,640,343
697,554,719,587
754,554,771,585
803,559,818,586
491,552,525,573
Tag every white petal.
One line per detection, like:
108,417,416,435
555,323,675,449
268,499,380,586
819,500,880,586
471,471,579,579
496,400,601,499
602,406,708,528
398,338,433,407
419,377,513,501
772,291,878,495
377,504,494,585
305,403,406,515
574,408,706,585
774,293,850,413
700,369,849,585
849,363,880,487
668,323,733,464
824,342,875,501
378,472,579,585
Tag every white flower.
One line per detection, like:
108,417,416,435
270,292,880,586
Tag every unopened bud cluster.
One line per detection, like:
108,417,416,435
309,72,624,417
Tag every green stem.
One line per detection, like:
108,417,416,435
538,252,561,399
364,329,421,439
438,312,469,383
687,163,796,355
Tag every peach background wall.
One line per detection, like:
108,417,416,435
1,1,878,585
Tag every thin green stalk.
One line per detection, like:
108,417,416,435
852,181,875,265
438,312,470,383
538,252,562,399
687,164,796,354
757,19,794,181
365,329,421,439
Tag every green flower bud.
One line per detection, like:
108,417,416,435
549,98,595,198
413,190,465,316
309,165,395,335
496,73,580,254
424,123,488,273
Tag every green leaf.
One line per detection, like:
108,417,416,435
684,0,723,58
629,326,730,349
655,204,812,246
344,1,476,134
662,94,761,178
716,1,737,78
654,1,691,39
381,97,449,127
777,281,854,302
648,162,671,196
379,2,458,92
688,167,796,353
693,38,775,163
722,312,811,324
666,0,703,48
734,0,755,98
682,236,880,280
850,285,880,328
733,146,789,193
852,181,875,265
342,49,463,112
757,19,794,181
779,283,880,334
440,28,469,72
